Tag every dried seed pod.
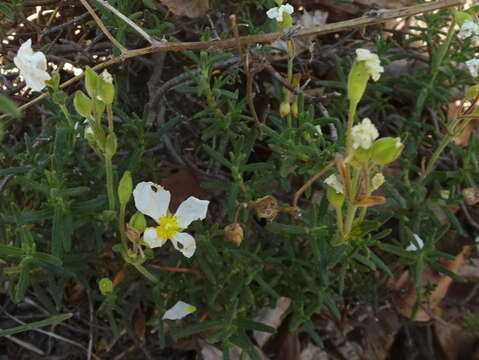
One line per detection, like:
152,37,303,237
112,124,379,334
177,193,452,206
126,224,141,244
224,223,244,246
252,195,280,222
462,187,479,205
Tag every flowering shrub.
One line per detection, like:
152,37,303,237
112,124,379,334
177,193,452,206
1,1,478,358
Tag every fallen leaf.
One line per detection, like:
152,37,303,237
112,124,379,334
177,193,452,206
391,245,471,321
112,263,129,288
159,0,208,18
453,119,479,147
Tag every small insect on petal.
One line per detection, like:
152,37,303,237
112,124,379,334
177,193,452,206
162,301,196,320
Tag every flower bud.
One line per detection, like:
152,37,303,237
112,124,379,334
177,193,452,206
224,223,244,246
85,66,99,98
455,11,473,26
118,171,132,205
129,212,147,233
105,133,118,158
278,12,293,28
98,278,113,295
98,70,114,105
347,60,369,105
371,137,404,165
73,91,92,118
84,125,96,143
291,101,298,117
280,101,291,117
327,185,345,208
465,84,479,101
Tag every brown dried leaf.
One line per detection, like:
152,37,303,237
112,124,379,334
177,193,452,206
112,263,129,288
462,187,479,206
159,0,209,18
160,167,206,211
391,245,471,321
452,119,479,147
356,196,386,207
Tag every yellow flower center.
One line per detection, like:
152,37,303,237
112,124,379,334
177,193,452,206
156,212,181,240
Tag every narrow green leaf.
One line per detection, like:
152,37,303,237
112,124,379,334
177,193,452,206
0,313,73,337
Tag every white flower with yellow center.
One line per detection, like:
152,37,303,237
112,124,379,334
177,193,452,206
406,234,424,252
466,58,479,78
133,182,209,258
162,301,196,320
14,39,51,92
458,20,479,42
351,118,379,150
355,48,384,81
266,3,294,22
324,174,344,194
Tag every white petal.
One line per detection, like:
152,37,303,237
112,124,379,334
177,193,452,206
406,234,424,251
14,39,50,92
281,4,294,14
171,232,196,258
162,301,196,320
143,227,167,248
17,39,34,57
133,182,170,221
174,196,209,228
266,7,279,19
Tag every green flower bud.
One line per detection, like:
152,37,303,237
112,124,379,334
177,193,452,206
129,212,147,233
92,98,106,118
455,11,473,26
118,171,132,205
280,101,290,117
98,278,113,295
347,60,369,105
85,66,99,98
73,91,92,118
353,147,372,164
371,137,404,165
327,186,345,208
278,12,293,28
105,133,118,158
465,84,479,101
98,70,114,105
291,101,298,117
84,125,96,143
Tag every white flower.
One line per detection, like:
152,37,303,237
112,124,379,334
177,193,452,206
371,173,384,191
13,39,51,91
101,69,113,83
406,234,424,252
266,4,294,22
466,58,479,78
458,20,479,42
355,48,384,81
351,118,379,150
325,174,344,194
162,301,196,320
133,182,209,258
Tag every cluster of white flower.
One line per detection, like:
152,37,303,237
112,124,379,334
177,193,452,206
324,174,344,194
355,49,384,82
351,118,379,150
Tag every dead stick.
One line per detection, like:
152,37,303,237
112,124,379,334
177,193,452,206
2,0,463,120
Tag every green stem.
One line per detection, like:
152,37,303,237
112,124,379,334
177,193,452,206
346,101,358,156
107,104,114,134
358,206,367,223
287,40,294,83
344,204,358,237
59,104,73,128
423,133,453,178
133,263,158,283
336,205,344,235
119,203,128,250
105,156,116,211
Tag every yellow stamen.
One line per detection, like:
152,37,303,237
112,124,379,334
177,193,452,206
156,212,181,240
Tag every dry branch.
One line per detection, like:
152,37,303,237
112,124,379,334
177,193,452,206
1,0,464,120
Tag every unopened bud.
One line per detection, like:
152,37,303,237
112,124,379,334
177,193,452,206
224,223,244,246
371,137,404,165
327,186,345,208
347,60,369,105
99,278,113,295
129,212,146,233
280,101,291,117
73,91,92,118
